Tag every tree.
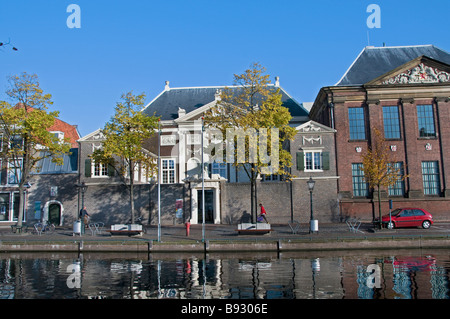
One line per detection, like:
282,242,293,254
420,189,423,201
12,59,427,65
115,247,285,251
204,63,296,222
360,128,406,228
0,73,71,230
92,92,159,224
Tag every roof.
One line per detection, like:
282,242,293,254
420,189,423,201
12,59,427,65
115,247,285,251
336,45,450,86
33,148,78,174
13,104,81,148
48,117,80,148
143,83,309,121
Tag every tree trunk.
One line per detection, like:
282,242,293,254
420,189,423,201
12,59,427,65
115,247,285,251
250,178,255,223
16,138,30,230
377,185,382,229
17,185,25,229
129,160,135,224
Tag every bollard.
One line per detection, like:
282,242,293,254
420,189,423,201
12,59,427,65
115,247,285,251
185,221,191,237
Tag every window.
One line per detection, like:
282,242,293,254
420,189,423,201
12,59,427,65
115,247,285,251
305,151,323,171
262,174,279,181
417,104,436,137
0,193,9,221
383,106,401,139
12,192,24,222
211,162,227,179
388,162,405,196
352,163,368,197
9,135,23,150
93,162,108,177
348,107,366,140
296,151,330,171
413,209,425,216
7,159,22,184
51,131,65,144
422,161,440,195
162,159,175,184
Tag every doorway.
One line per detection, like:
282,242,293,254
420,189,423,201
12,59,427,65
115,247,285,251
48,203,61,225
197,190,214,223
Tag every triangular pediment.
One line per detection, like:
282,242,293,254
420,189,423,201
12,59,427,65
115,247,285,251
77,128,104,142
174,100,217,123
295,120,336,133
366,56,450,86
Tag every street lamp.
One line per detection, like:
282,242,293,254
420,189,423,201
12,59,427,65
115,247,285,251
157,118,161,242
77,182,88,210
76,182,88,235
307,177,318,233
201,117,205,243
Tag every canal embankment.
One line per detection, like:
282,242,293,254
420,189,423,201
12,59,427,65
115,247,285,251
1,222,450,253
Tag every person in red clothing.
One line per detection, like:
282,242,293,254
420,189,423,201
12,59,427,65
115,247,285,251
258,203,268,223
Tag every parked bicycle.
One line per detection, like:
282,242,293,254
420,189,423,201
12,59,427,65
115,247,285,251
126,216,147,234
34,221,56,235
127,216,143,224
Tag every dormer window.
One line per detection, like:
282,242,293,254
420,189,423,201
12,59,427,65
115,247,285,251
51,131,65,144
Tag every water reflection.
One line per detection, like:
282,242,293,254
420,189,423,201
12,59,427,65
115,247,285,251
0,250,449,299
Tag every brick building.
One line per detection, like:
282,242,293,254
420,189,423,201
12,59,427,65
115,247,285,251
309,45,450,221
1,116,80,226
142,80,316,225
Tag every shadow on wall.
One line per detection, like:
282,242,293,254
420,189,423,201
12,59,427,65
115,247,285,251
148,183,187,225
80,184,152,226
223,209,252,225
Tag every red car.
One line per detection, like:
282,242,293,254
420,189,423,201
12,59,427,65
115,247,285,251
381,208,434,229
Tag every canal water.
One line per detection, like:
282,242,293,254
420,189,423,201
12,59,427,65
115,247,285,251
0,249,449,299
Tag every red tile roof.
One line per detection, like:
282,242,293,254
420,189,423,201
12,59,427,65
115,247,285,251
48,117,80,148
13,103,80,148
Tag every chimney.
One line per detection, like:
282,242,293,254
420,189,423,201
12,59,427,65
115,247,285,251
275,76,280,87
214,89,222,101
178,107,186,118
165,81,170,90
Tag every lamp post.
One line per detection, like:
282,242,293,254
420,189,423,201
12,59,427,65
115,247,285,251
80,182,87,208
76,182,88,212
76,182,88,235
157,119,161,242
307,177,318,234
201,117,205,243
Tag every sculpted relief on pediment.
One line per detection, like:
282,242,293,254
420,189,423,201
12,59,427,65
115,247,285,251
383,63,450,85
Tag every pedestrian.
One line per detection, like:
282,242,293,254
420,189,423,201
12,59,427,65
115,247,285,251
258,203,268,223
79,206,90,234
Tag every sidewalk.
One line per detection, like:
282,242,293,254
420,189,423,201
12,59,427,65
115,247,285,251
1,222,450,252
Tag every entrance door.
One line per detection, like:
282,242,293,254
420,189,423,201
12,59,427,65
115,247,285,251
198,190,214,223
48,203,61,226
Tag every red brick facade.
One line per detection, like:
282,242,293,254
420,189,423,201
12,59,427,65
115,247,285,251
310,55,450,222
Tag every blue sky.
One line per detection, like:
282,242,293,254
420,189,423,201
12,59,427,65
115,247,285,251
1,0,449,136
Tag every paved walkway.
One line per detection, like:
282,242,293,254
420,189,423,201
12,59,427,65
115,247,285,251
1,221,450,244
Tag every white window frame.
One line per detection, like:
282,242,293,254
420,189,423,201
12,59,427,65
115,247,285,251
7,158,23,185
92,161,109,178
304,150,323,172
161,158,176,184
51,131,65,144
0,192,10,222
211,162,227,179
12,191,26,222
262,174,279,181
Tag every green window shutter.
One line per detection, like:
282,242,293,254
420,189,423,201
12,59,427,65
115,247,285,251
322,152,330,170
107,162,115,177
296,152,304,171
84,159,91,177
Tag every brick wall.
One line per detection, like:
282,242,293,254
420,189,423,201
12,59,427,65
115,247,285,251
311,84,450,222
220,179,339,224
